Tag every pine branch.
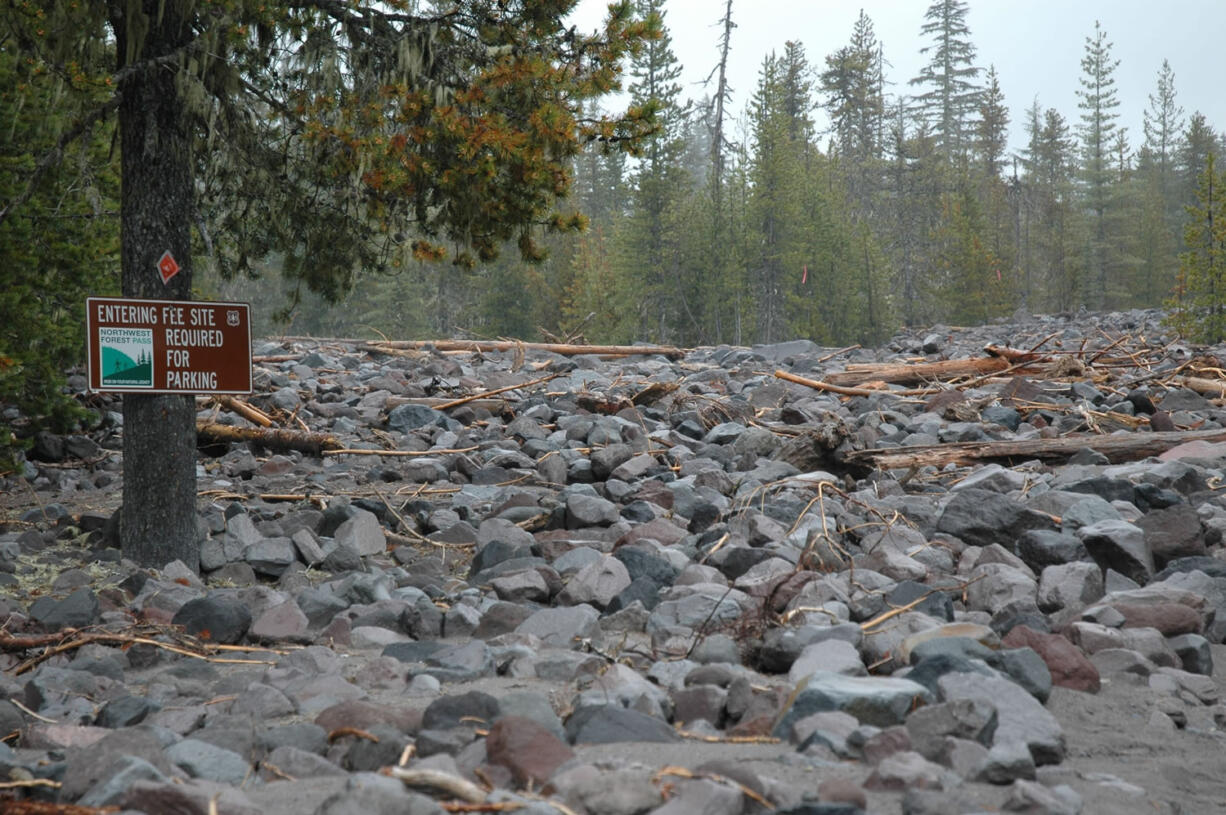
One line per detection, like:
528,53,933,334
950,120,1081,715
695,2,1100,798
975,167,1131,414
0,94,120,228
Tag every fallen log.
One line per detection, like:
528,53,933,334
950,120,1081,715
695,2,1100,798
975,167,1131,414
825,355,1024,386
365,339,685,359
774,369,938,397
1173,375,1226,398
196,421,342,456
841,427,1226,471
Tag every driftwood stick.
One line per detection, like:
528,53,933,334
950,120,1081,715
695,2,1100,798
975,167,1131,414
774,370,936,398
196,422,341,456
365,339,685,359
384,766,487,803
384,396,514,411
213,395,274,427
842,428,1226,471
431,373,559,410
322,446,479,457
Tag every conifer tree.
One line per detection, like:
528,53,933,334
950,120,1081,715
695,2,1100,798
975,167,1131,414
1141,60,1185,227
1076,20,1122,309
1168,154,1226,342
615,0,690,342
910,0,981,165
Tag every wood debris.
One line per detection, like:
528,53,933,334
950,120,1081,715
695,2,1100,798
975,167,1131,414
196,421,342,456
0,625,286,675
842,427,1226,471
364,339,685,359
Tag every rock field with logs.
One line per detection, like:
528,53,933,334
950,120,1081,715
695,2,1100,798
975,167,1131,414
3,308,1226,814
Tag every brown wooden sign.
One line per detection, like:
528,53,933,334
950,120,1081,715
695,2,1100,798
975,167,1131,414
87,296,252,394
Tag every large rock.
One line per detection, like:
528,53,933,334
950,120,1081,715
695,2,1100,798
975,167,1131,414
558,555,631,609
485,716,575,786
172,593,252,644
515,605,600,648
772,671,933,734
1077,520,1154,585
1137,504,1206,567
565,705,680,745
936,672,1065,765
1037,561,1104,612
935,489,1055,549
1000,625,1100,692
334,509,386,557
964,563,1037,615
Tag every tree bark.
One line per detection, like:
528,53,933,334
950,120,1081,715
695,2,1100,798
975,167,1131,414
113,1,199,570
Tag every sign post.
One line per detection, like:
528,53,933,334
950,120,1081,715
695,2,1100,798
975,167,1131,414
86,296,252,394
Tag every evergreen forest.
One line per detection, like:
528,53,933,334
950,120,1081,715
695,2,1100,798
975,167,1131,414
4,0,1226,449
234,1,1226,349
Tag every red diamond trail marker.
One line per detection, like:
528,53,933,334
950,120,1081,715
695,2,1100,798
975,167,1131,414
157,251,180,285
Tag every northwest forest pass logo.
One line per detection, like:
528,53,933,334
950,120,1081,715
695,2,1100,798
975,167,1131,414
100,327,154,387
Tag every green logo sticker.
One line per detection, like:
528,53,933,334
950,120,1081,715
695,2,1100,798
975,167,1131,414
100,327,154,387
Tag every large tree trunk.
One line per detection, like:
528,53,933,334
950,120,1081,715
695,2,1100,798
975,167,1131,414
113,1,198,570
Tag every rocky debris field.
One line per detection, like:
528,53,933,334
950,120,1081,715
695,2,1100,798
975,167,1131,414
4,308,1226,815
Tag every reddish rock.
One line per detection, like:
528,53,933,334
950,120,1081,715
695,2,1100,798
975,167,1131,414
1002,625,1100,693
861,725,912,766
1111,602,1202,635
485,715,575,787
727,715,774,739
314,699,421,734
765,571,822,613
614,517,687,548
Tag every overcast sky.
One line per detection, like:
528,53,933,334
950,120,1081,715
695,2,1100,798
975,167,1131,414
568,0,1225,159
